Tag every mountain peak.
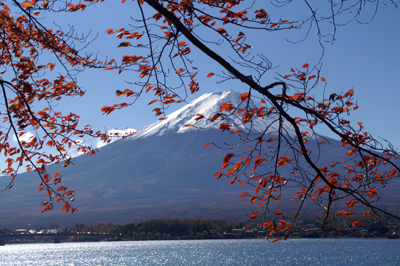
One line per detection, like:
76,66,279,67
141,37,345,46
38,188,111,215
132,90,240,138
131,90,301,139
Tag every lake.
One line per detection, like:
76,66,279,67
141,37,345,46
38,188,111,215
0,238,399,265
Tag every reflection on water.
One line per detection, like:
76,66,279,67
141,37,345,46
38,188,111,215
0,238,399,265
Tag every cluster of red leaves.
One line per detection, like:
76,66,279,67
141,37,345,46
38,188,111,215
0,1,112,213
198,76,399,240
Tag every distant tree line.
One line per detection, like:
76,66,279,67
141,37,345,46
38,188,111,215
70,219,240,240
110,219,223,240
67,216,400,240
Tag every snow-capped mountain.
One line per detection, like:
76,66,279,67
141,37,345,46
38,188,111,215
0,91,399,228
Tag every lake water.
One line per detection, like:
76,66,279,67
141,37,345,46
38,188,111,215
0,239,399,265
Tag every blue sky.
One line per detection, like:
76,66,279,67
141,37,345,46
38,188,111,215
10,1,400,156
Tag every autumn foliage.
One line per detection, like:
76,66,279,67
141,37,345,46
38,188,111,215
1,0,399,241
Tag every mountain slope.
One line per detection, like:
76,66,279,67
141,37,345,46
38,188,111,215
0,90,399,228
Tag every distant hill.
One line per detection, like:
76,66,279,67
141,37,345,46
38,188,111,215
0,91,399,228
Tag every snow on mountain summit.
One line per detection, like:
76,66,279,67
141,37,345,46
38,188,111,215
131,90,304,139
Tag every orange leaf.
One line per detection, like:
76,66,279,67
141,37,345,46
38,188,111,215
105,29,115,35
321,77,327,82
275,210,283,215
331,162,337,168
239,92,249,102
207,73,214,78
176,68,185,74
271,238,279,243
21,1,34,7
270,23,278,28
104,67,114,70
231,129,242,134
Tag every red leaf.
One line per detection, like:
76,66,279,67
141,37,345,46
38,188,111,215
239,92,249,102
105,29,115,35
302,63,309,68
148,99,158,105
352,221,360,227
216,28,227,34
222,153,235,169
275,210,283,215
239,192,249,198
363,211,374,216
219,123,230,132
118,42,131,47
210,113,222,122
57,186,67,192
207,73,214,78
214,172,223,179
202,142,211,149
